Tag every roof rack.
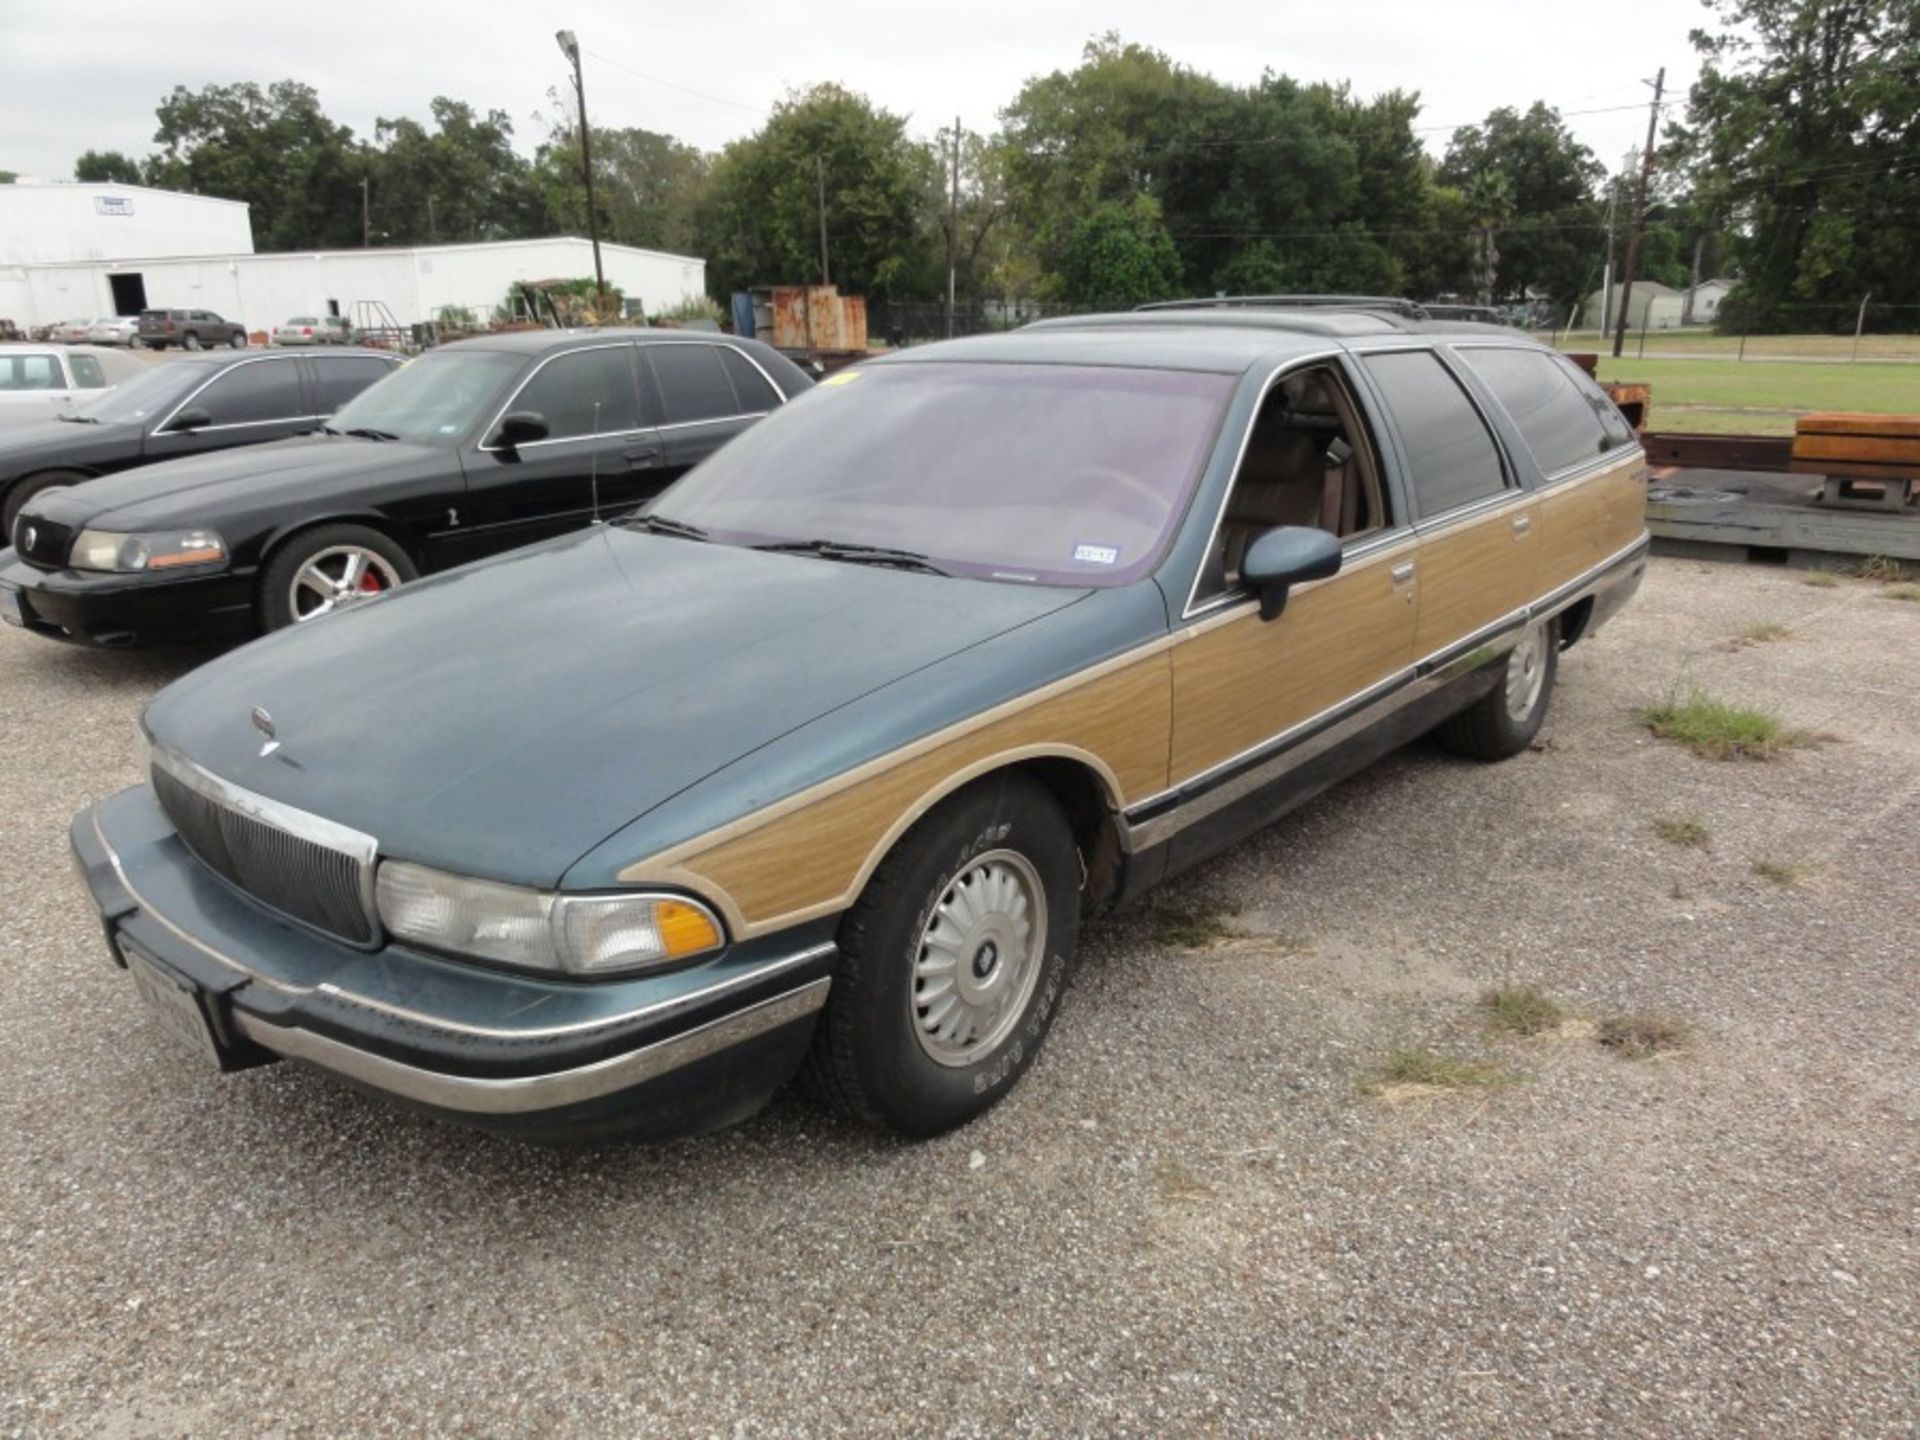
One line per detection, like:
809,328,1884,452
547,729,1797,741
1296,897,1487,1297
1136,294,1431,320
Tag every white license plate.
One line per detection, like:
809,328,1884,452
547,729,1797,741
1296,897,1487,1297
124,947,223,1066
0,586,22,627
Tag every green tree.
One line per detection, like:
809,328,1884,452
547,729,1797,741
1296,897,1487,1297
1440,103,1604,309
371,98,544,245
695,84,937,299
534,107,710,255
75,150,144,184
1056,194,1181,305
1681,0,1920,329
144,81,367,249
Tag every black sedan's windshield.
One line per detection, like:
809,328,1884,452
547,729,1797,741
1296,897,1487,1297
328,348,524,444
655,362,1233,587
68,364,202,425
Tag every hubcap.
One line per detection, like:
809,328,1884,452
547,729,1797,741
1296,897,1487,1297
1504,621,1549,721
911,849,1048,1068
289,545,401,622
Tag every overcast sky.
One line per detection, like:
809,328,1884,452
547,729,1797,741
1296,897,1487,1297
1,0,1704,184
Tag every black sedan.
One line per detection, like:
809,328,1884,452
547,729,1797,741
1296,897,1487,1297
0,331,810,646
0,348,401,533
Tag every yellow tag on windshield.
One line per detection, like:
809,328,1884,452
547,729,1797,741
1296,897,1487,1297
820,369,863,387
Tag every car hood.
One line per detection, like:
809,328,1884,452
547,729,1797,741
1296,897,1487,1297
0,417,138,474
29,434,436,530
143,526,1089,886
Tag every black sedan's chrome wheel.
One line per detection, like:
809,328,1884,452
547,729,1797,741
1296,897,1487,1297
289,545,403,622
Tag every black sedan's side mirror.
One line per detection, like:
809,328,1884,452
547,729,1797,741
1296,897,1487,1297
491,411,549,449
1242,526,1342,621
166,407,212,433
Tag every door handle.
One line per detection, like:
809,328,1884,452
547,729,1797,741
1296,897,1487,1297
624,444,662,469
1390,562,1416,585
1511,514,1532,535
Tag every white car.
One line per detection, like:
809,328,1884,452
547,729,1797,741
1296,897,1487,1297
271,315,353,346
87,316,140,347
48,319,97,344
0,345,148,431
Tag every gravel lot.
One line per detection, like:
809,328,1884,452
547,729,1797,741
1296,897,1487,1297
2,557,1915,1437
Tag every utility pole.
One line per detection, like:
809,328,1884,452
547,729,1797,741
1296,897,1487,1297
946,117,960,338
1851,292,1871,362
816,154,830,285
1599,177,1618,337
1611,67,1665,359
360,176,370,248
426,194,438,245
555,30,606,305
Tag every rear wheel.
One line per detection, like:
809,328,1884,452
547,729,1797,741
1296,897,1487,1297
257,524,417,632
4,469,87,540
1435,616,1558,760
807,773,1081,1137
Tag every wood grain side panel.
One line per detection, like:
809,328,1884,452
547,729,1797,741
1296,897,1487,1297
1411,499,1539,657
621,647,1174,936
1535,456,1645,589
1168,544,1417,781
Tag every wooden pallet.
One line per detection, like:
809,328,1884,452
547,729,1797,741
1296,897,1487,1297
1790,412,1919,511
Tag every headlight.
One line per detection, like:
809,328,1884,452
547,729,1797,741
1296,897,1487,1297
70,528,228,573
374,860,724,976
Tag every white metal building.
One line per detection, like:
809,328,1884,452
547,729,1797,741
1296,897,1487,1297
0,182,707,335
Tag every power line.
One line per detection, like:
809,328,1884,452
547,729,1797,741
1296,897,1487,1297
580,48,767,116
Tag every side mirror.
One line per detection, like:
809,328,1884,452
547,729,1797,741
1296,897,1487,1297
491,411,549,448
166,407,211,433
1241,525,1342,621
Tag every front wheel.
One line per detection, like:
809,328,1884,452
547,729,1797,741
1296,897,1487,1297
228,331,246,349
807,774,1081,1137
182,332,202,351
257,524,417,632
1434,616,1558,760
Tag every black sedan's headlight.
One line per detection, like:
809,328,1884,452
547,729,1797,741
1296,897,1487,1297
70,528,229,573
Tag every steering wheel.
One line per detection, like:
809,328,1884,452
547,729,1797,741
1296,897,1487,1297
1060,465,1167,528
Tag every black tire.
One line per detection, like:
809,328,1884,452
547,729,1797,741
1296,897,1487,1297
228,331,247,349
257,523,418,632
182,331,202,351
4,469,88,540
1434,616,1559,761
807,773,1082,1137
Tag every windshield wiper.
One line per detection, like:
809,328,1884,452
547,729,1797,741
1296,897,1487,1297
344,426,398,441
753,538,950,575
622,512,709,542
56,413,99,424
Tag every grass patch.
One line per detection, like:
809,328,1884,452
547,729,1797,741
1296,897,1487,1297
1736,622,1793,644
1589,356,1920,421
1151,1158,1214,1202
1371,1048,1510,1091
1801,570,1842,588
1853,555,1915,584
1652,815,1712,848
1480,986,1567,1037
1152,903,1236,950
1753,856,1822,887
1881,584,1920,603
1638,688,1808,760
1596,1013,1693,1060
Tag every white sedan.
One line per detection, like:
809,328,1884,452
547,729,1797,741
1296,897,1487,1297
87,316,141,346
0,345,148,430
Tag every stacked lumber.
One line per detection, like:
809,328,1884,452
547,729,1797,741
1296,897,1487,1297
1791,413,1919,510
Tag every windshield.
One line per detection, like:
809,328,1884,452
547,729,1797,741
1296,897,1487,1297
327,348,523,443
657,362,1233,586
68,364,201,424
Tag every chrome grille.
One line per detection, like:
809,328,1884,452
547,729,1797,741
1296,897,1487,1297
150,751,379,948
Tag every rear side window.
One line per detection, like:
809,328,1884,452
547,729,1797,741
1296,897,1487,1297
193,359,305,425
646,345,739,424
1361,351,1507,516
311,356,397,413
511,346,643,440
1458,347,1618,476
0,354,64,391
718,346,780,412
68,355,108,389
1550,353,1637,449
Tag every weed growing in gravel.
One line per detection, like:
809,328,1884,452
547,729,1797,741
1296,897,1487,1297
1734,622,1793,646
1480,986,1567,1037
1638,688,1814,760
1652,815,1712,848
1152,1158,1214,1201
1853,555,1915,584
1596,1013,1692,1059
1370,1048,1510,1091
1752,856,1822,887
1881,584,1920,603
1152,904,1235,950
1800,570,1841,588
